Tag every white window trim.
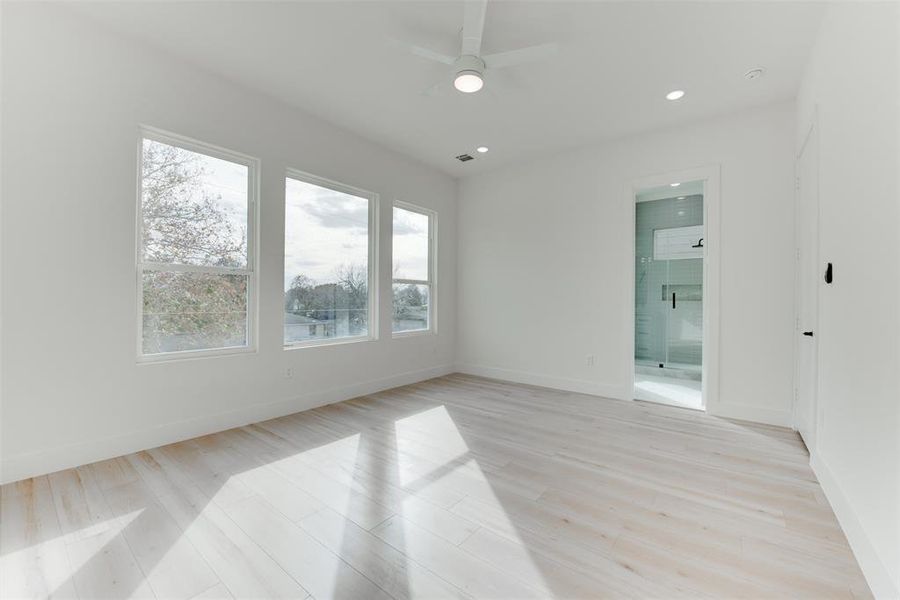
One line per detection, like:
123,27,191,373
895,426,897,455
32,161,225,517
392,200,437,338
283,168,380,350
136,126,260,363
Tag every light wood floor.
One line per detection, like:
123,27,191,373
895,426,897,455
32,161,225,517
1,374,870,599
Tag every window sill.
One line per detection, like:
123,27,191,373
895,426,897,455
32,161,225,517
392,329,434,339
138,345,257,364
284,335,376,351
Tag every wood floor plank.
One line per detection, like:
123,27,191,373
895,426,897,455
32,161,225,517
100,480,221,600
63,530,156,599
225,495,392,600
0,476,79,599
0,374,871,599
299,508,469,600
371,515,545,599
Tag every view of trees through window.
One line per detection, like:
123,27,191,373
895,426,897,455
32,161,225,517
140,137,252,355
284,177,371,344
140,133,434,354
392,205,431,333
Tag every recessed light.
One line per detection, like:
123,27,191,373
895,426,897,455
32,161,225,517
677,196,686,200
476,146,489,153
677,210,685,216
454,71,484,93
666,89,685,101
670,182,681,187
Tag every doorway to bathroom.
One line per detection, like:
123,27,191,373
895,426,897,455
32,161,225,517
629,170,718,411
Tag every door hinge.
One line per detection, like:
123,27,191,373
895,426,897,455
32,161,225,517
795,176,800,191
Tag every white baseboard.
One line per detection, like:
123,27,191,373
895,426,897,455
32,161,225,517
708,402,792,428
454,363,630,401
811,452,899,599
0,363,454,485
457,363,793,428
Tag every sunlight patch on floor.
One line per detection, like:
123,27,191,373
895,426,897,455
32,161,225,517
393,407,553,598
394,406,469,486
0,509,144,599
266,433,361,516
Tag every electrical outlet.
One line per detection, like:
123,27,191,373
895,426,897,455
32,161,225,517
284,367,293,379
585,354,595,366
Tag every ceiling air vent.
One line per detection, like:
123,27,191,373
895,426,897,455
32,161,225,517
455,153,475,162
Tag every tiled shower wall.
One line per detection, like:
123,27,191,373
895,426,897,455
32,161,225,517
635,195,704,367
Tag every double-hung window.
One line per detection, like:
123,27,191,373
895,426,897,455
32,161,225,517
137,128,258,360
284,171,377,347
392,202,435,334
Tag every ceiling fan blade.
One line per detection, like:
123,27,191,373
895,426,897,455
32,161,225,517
483,68,521,96
388,38,456,65
461,0,487,56
421,79,449,97
483,42,559,69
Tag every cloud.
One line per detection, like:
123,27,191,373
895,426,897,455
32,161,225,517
393,207,428,236
298,193,368,230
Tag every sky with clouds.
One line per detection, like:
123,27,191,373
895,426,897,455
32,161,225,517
284,179,429,291
147,141,429,292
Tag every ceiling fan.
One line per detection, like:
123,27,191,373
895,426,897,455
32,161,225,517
391,0,558,94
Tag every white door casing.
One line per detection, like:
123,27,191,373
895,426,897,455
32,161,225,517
795,122,820,450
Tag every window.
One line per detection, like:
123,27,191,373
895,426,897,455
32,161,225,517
284,171,376,346
392,203,434,334
138,129,257,359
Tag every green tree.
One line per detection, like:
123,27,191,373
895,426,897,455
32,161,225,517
141,140,248,353
141,139,245,266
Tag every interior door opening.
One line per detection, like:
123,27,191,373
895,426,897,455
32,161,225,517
633,180,705,410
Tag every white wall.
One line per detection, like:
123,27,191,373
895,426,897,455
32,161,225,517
457,103,797,426
796,4,900,597
0,4,457,483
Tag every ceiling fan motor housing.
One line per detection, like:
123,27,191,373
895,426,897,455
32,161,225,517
455,54,486,77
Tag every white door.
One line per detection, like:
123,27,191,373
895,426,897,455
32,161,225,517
796,125,819,449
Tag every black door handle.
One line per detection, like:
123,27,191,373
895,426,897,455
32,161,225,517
672,292,676,309
803,331,814,337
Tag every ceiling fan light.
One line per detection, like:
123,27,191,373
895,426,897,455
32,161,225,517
454,71,484,93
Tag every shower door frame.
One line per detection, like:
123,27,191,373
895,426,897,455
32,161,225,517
625,165,721,413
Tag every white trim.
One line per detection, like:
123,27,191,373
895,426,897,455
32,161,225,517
393,278,429,285
283,168,380,348
140,262,252,275
624,165,721,415
139,345,258,365
0,364,455,485
811,452,898,599
454,363,630,401
392,328,434,339
284,334,375,350
708,402,792,428
792,107,821,450
391,200,437,337
136,126,260,363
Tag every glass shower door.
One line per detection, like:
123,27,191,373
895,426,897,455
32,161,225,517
665,241,703,370
634,189,704,408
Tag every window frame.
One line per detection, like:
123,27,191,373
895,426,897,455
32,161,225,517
283,168,380,350
392,200,437,338
136,126,260,363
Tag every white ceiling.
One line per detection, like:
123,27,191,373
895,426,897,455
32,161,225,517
70,1,825,177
